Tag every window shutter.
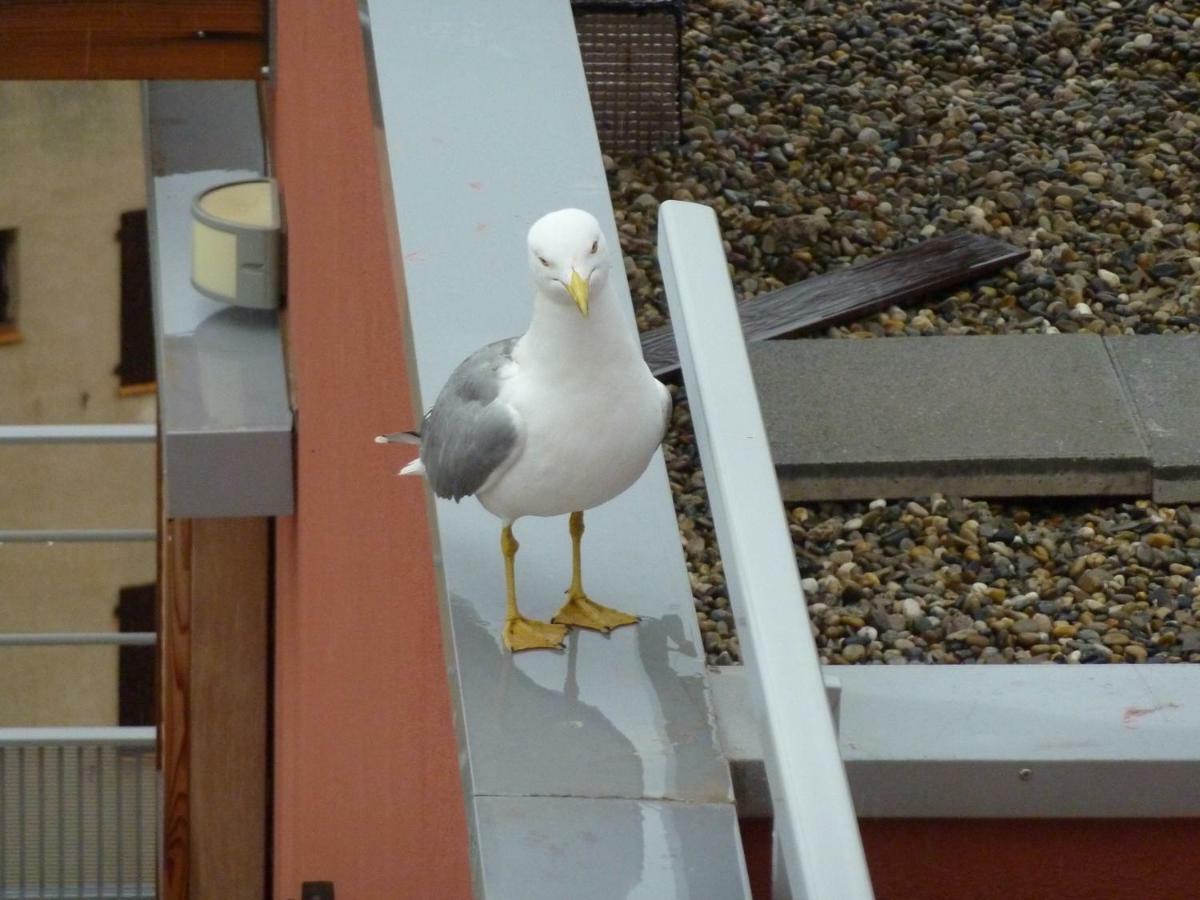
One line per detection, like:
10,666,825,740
115,210,156,388
115,583,156,727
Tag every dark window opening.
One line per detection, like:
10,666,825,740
115,583,156,727
114,209,156,392
0,229,18,343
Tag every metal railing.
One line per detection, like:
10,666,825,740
0,532,155,544
0,729,157,900
0,426,156,445
1,423,159,899
658,201,874,899
0,424,156,546
0,635,155,648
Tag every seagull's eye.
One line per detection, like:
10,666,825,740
537,255,550,267
589,239,599,254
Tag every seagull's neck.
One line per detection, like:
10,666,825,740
517,282,642,373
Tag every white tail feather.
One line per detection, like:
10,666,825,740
399,458,426,477
376,431,421,445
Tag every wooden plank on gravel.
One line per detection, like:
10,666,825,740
641,231,1028,377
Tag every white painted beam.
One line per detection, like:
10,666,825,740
659,200,873,900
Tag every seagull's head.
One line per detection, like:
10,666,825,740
527,208,611,317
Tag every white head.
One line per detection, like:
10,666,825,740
527,208,611,316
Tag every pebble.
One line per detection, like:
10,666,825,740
842,644,866,662
628,0,1200,666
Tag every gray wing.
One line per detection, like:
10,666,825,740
420,338,522,501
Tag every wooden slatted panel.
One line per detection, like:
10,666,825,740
160,519,191,900
641,232,1029,377
0,1,265,79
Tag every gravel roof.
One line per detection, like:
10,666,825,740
610,0,1200,665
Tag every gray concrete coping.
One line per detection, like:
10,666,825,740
751,334,1200,503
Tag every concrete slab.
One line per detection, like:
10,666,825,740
750,335,1151,501
1106,335,1200,504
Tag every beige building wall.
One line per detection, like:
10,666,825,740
0,82,156,726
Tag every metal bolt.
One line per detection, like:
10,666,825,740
1018,768,1033,781
260,65,272,78
195,30,207,39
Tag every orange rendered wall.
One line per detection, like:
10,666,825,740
741,818,1200,899
270,2,472,897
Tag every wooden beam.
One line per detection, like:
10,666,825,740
0,1,265,79
160,513,269,900
641,231,1028,377
189,518,269,900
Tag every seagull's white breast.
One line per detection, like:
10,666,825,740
476,355,666,522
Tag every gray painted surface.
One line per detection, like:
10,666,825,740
707,669,842,825
1107,335,1200,503
751,335,1151,501
143,83,294,518
712,665,1200,818
361,2,746,897
475,796,750,900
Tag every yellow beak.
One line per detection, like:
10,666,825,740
567,269,589,317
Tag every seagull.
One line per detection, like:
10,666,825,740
377,208,671,652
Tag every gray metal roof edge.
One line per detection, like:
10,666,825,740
360,1,745,895
143,82,295,519
776,455,1154,474
710,665,1200,818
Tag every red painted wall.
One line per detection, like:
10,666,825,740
270,3,472,897
742,818,1200,899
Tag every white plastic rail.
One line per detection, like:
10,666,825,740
658,201,874,900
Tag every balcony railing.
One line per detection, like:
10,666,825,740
1,423,158,899
0,729,157,900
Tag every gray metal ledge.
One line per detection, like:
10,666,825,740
362,2,748,896
143,82,293,518
711,665,1200,819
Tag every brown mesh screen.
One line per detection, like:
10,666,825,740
574,7,682,156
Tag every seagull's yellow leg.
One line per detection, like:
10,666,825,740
501,524,567,652
551,511,640,633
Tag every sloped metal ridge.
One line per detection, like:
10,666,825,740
143,81,294,518
359,1,750,896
